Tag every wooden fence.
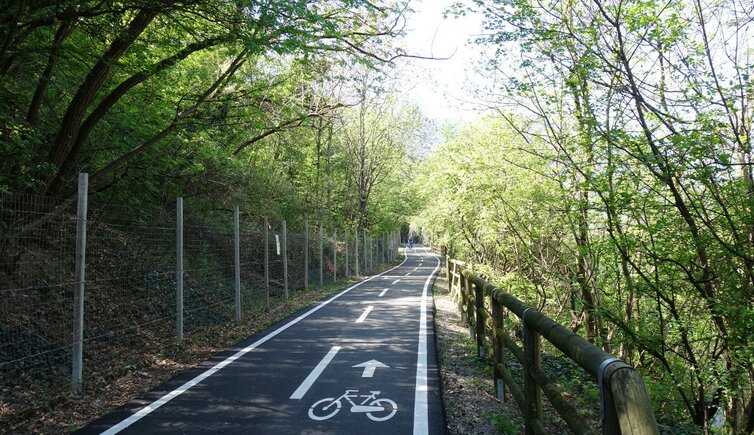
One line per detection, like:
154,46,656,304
446,257,659,435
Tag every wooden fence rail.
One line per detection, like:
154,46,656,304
445,256,659,435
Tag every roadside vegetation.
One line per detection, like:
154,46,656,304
2,1,751,432
416,0,754,431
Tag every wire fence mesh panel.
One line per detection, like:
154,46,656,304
0,187,401,431
0,193,76,391
337,236,347,279
239,226,267,311
287,231,306,291
182,222,235,332
82,201,177,385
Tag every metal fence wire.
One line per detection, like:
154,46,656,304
0,182,398,421
0,193,77,387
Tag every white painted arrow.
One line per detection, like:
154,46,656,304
353,360,389,378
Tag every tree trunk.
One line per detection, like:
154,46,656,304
44,8,158,194
26,20,75,127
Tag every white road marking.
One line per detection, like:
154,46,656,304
404,272,411,276
356,306,373,323
413,253,441,435
392,279,400,284
379,288,389,297
352,359,389,378
100,256,409,434
290,346,341,399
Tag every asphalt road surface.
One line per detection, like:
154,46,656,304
80,246,445,434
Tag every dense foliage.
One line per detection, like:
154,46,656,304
415,0,754,431
0,0,418,233
4,0,752,431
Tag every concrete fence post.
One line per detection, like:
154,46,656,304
282,220,288,299
176,196,183,344
354,228,359,276
72,173,88,391
389,232,393,262
363,231,367,272
319,223,324,286
304,220,309,290
264,216,269,307
234,206,241,322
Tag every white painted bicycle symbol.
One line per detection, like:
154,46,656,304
308,389,398,421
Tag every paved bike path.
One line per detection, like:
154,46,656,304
80,247,444,434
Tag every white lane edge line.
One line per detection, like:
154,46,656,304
289,346,341,400
378,288,389,297
355,306,374,323
101,255,409,434
413,253,441,435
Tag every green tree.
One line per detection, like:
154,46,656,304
434,0,754,429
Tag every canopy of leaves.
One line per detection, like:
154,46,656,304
0,0,417,234
421,0,754,431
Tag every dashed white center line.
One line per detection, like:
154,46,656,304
356,306,373,323
404,272,411,276
379,288,389,297
392,279,400,284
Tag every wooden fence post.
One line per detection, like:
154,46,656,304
492,298,506,401
523,309,542,434
465,275,474,338
475,282,485,357
455,263,464,318
445,258,451,294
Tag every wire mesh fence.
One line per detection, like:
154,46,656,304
0,193,77,389
0,179,400,420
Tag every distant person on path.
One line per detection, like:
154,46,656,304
408,238,413,249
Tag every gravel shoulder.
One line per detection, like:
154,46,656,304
432,271,526,434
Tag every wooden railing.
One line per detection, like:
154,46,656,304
445,257,659,435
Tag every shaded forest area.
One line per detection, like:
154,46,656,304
416,0,754,432
0,1,419,430
0,0,422,232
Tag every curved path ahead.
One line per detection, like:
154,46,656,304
80,247,444,435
